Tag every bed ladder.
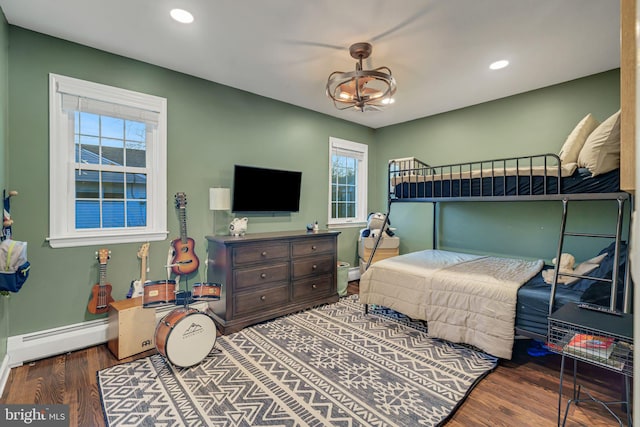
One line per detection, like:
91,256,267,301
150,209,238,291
547,195,631,317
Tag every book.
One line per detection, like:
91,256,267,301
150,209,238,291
564,333,615,361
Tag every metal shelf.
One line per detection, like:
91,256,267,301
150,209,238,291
548,302,633,426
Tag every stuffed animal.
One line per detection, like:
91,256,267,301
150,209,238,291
229,217,248,236
552,253,576,274
542,253,576,284
361,212,395,238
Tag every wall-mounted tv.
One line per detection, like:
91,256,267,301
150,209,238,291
232,165,302,212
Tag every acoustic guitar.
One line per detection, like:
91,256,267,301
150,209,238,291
170,192,200,275
87,248,115,314
130,242,150,298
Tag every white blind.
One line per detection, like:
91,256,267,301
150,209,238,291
61,93,160,126
331,139,366,161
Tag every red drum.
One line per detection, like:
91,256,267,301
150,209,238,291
143,280,176,307
154,307,217,367
192,282,222,300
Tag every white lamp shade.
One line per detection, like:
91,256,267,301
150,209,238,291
209,188,231,211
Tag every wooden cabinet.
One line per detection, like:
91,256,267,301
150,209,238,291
621,0,636,192
206,230,340,334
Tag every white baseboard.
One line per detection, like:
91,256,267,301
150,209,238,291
0,353,9,397
348,266,361,282
7,301,208,368
7,318,109,368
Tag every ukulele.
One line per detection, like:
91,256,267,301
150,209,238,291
130,242,150,298
87,248,115,314
170,192,199,275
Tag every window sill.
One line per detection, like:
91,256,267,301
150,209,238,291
47,230,169,248
327,222,367,230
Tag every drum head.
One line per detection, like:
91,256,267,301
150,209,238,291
165,312,217,367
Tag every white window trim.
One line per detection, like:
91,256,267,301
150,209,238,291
48,73,168,248
328,137,368,227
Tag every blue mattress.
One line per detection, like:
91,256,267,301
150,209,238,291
515,241,628,337
394,167,620,199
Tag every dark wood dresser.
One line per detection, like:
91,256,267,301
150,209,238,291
206,230,340,334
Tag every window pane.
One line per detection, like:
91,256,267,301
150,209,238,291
101,116,124,139
126,173,147,199
125,121,146,143
346,185,355,202
127,201,146,227
102,171,124,199
77,135,100,164
350,203,356,218
126,147,146,168
102,143,124,166
76,170,99,198
76,200,100,229
103,201,125,228
346,165,356,186
78,112,100,136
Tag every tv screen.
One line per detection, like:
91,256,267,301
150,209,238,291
232,165,302,212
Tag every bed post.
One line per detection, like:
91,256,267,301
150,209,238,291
623,195,633,313
548,198,569,316
432,202,437,249
608,196,626,311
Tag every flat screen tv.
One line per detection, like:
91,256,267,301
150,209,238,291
232,165,302,212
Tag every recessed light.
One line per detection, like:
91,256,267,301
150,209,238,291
489,60,509,70
170,8,194,24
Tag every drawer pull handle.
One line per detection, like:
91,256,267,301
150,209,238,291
260,273,267,279
261,251,267,257
260,295,266,301
311,245,317,250
312,264,317,270
312,283,317,289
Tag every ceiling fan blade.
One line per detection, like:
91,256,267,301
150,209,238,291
281,39,345,51
369,5,433,43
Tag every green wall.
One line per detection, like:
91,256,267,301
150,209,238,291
375,70,622,262
6,27,373,336
0,9,8,361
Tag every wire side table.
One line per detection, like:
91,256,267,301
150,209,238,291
548,302,633,426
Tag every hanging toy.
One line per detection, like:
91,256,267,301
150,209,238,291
2,190,18,240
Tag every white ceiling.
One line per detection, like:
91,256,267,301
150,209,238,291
0,0,621,129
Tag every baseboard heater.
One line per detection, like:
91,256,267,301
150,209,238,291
7,301,208,368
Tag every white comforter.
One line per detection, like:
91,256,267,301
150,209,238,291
359,250,544,359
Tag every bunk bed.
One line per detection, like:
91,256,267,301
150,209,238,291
359,112,632,359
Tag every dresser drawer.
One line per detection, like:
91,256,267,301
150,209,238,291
291,238,334,257
233,243,290,266
234,285,289,315
293,275,333,300
292,255,333,279
235,262,289,290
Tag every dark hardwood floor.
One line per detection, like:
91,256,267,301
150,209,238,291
1,281,630,426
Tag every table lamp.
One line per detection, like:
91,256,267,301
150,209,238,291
209,188,231,235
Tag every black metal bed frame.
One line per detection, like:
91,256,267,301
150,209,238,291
363,154,632,341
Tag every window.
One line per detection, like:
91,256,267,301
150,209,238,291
328,137,368,226
49,74,168,248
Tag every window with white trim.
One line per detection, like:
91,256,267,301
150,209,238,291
48,74,168,248
328,137,368,226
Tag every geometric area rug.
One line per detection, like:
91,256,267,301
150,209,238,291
98,295,498,426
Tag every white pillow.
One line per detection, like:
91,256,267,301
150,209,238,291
559,113,600,164
577,110,621,176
